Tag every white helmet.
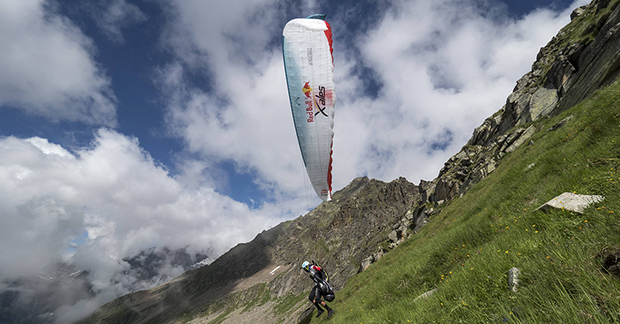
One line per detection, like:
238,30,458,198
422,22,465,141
301,261,310,271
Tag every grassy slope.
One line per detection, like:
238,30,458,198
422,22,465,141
305,81,620,323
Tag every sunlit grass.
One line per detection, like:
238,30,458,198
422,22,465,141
308,81,620,323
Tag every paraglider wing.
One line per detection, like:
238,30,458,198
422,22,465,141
282,15,335,201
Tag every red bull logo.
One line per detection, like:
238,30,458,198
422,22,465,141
301,81,331,122
302,82,312,98
303,81,314,122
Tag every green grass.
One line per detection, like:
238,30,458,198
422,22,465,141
274,293,306,316
307,81,620,323
241,283,272,312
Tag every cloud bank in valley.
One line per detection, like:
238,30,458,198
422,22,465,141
0,129,282,322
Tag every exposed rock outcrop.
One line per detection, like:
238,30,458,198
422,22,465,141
547,115,574,131
420,0,620,205
508,267,521,292
362,0,620,273
602,248,620,277
536,192,605,214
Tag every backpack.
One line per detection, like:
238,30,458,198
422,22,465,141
319,281,335,302
313,261,335,302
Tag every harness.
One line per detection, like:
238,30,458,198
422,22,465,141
309,264,333,296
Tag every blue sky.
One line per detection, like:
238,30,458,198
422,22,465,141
0,0,589,321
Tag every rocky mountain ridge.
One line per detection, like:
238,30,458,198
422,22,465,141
81,176,423,323
82,0,620,323
424,0,620,204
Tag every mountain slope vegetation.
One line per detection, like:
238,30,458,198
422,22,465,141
314,78,620,324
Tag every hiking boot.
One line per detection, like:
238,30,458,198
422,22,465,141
316,309,324,317
327,309,334,319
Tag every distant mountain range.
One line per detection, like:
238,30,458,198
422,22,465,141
0,247,212,324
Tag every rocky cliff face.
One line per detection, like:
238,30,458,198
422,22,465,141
424,0,620,204
83,1,620,323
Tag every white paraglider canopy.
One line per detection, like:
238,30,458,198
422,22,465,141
282,15,335,201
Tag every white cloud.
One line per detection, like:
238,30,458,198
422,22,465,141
94,0,148,43
328,0,589,186
0,129,283,317
0,0,117,125
162,0,587,199
161,0,312,199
